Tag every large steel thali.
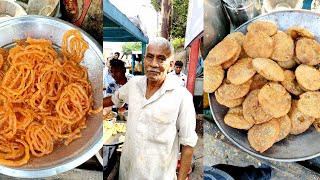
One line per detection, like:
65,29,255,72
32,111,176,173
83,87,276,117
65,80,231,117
0,16,103,177
209,10,320,162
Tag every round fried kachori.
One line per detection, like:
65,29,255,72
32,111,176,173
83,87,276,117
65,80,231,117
243,89,273,125
203,61,224,93
281,70,304,96
252,58,284,81
206,39,241,66
221,44,241,69
217,79,252,100
227,58,256,85
295,64,320,91
271,31,294,62
275,115,291,142
215,91,244,108
243,31,274,58
248,119,280,153
247,20,278,36
224,32,248,58
224,32,245,46
287,26,315,40
258,83,291,118
295,38,320,66
224,106,254,130
298,91,320,118
289,100,315,135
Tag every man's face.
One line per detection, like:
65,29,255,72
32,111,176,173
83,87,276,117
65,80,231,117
114,54,119,59
109,66,125,83
144,44,173,82
174,65,182,74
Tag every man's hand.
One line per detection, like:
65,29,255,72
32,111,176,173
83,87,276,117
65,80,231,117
177,145,194,180
103,107,112,116
103,96,114,107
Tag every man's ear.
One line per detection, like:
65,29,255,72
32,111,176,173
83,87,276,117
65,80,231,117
170,60,174,67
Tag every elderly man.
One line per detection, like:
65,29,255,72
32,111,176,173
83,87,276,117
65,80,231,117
103,37,198,180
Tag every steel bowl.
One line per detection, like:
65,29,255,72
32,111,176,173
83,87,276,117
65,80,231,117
103,111,118,121
122,110,128,121
0,0,27,19
209,10,320,162
0,16,103,177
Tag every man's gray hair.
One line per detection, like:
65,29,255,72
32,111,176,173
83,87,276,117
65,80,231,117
148,37,174,57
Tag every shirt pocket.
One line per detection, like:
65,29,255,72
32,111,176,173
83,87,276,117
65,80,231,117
151,103,177,125
144,120,177,157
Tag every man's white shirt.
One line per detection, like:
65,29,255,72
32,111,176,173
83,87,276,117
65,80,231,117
111,75,198,180
168,71,187,87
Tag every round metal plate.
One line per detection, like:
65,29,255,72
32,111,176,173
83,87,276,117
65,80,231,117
209,9,320,162
0,16,103,177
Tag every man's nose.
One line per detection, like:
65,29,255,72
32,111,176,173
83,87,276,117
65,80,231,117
150,58,159,67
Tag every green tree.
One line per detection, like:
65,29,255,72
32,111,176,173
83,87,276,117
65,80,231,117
171,37,185,50
151,0,161,12
122,42,142,54
171,0,189,39
151,0,189,39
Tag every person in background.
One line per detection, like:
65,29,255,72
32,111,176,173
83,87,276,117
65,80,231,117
114,52,120,60
103,37,198,180
106,59,133,95
106,59,133,111
169,60,188,87
103,56,115,97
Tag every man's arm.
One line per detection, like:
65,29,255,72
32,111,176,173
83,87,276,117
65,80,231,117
103,96,114,107
177,145,193,180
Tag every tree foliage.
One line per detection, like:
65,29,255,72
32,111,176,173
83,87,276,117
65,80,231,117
151,0,189,39
171,37,185,50
171,0,189,39
122,42,142,54
151,0,162,12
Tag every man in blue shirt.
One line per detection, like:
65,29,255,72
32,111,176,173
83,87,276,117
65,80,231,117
106,59,133,95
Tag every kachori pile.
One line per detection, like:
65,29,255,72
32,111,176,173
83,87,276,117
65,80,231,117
205,20,320,153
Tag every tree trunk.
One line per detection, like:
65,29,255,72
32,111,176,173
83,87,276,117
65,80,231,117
160,0,172,39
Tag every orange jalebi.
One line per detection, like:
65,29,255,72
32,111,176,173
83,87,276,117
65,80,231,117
62,30,89,63
0,29,101,167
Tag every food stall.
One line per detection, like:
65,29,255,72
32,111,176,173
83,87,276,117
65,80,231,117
103,0,149,178
204,0,320,178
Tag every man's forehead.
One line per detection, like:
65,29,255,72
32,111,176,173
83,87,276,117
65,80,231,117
146,44,171,55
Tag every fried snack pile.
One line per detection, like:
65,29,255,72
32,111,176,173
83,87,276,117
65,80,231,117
0,30,101,166
205,20,320,153
103,121,126,143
